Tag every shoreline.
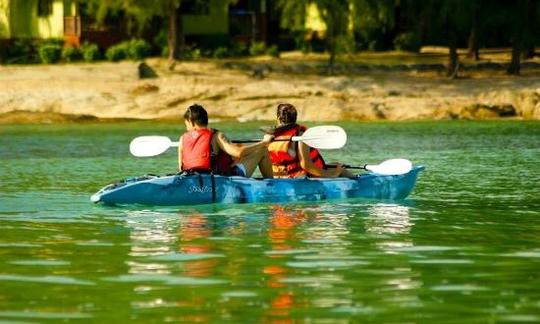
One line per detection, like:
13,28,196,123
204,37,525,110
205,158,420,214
1,55,539,124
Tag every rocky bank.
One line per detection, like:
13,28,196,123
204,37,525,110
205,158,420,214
0,57,539,123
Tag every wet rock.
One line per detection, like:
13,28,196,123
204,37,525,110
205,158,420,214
138,62,158,79
251,65,266,79
462,104,517,118
130,83,159,96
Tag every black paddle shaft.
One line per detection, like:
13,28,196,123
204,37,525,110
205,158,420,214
232,138,290,144
326,164,367,170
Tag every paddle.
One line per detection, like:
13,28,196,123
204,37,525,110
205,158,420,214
129,125,347,157
327,158,413,175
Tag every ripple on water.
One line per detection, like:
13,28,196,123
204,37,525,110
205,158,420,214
410,259,474,264
501,250,540,258
279,274,343,284
264,249,315,256
498,315,540,322
0,310,92,319
332,305,376,314
0,243,41,248
394,246,459,252
103,274,227,285
9,260,70,266
149,253,225,261
286,260,369,269
430,284,489,292
0,274,94,286
221,291,258,298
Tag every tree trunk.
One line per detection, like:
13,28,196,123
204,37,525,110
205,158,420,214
466,28,479,60
467,3,480,60
523,0,537,59
507,37,522,75
328,35,336,73
447,28,459,78
507,0,527,75
177,5,185,59
167,4,179,63
326,18,336,74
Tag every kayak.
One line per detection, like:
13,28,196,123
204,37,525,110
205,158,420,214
91,166,424,206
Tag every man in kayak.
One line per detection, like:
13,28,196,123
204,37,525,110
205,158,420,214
266,103,353,178
179,104,274,178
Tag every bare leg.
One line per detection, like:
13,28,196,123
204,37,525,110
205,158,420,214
237,147,273,178
340,168,355,178
257,150,274,178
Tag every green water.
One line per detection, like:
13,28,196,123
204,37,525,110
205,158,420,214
1,121,539,322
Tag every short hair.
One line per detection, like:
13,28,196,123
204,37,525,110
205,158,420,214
277,103,297,124
184,104,208,126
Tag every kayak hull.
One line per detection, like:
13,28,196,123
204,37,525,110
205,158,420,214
91,166,424,206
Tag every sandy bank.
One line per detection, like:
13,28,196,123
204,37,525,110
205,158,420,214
0,57,539,124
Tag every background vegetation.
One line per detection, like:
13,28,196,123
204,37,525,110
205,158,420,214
0,0,538,77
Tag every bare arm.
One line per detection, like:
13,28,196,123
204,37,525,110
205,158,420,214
298,142,342,178
216,132,271,158
177,136,183,171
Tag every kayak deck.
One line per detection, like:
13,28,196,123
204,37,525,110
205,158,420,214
91,166,424,206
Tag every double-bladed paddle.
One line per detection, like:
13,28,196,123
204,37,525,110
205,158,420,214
327,158,413,175
129,125,347,157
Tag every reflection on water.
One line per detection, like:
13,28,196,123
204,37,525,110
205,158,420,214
366,203,412,235
1,121,539,322
366,203,415,253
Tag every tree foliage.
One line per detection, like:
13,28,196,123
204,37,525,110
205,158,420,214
278,0,538,76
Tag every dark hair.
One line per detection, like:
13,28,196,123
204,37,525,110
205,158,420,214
277,103,297,124
184,104,208,126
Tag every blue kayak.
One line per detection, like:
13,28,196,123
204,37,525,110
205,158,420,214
91,166,424,206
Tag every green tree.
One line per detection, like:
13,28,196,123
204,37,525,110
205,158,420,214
80,0,183,63
278,0,351,71
350,0,398,51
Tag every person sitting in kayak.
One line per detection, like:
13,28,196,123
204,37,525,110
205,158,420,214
179,104,274,178
266,103,353,178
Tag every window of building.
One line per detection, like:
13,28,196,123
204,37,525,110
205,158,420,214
181,0,210,15
38,0,53,17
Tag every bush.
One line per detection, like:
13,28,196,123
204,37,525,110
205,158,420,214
38,44,62,64
106,39,151,62
183,47,201,60
213,46,229,59
7,39,38,64
249,41,266,56
105,43,128,62
266,45,280,58
81,42,100,62
61,46,82,62
230,42,247,57
336,35,356,55
41,38,64,47
126,39,151,60
393,32,421,52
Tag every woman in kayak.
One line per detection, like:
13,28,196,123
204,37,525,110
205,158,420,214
266,103,353,178
178,104,274,178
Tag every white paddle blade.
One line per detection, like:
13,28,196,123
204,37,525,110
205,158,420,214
293,125,347,150
365,158,413,175
130,136,174,157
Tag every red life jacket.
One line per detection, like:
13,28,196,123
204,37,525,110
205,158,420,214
268,124,325,178
181,128,234,175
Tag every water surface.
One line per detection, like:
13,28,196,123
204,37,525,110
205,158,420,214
1,121,539,322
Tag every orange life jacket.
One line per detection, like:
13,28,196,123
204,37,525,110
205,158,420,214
268,124,325,178
181,128,234,175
